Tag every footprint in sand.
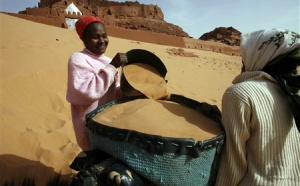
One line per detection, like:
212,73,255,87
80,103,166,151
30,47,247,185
43,117,66,130
209,99,218,103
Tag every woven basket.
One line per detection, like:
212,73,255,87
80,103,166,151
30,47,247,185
86,94,225,186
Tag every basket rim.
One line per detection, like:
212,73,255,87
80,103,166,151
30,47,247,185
86,94,225,158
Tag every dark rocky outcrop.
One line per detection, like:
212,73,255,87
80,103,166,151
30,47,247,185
199,27,241,46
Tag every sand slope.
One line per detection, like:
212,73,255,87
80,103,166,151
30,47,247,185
0,13,241,185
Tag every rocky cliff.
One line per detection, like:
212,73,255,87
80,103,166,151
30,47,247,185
18,0,189,37
8,0,241,56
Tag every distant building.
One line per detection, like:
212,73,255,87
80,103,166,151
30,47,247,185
65,2,82,29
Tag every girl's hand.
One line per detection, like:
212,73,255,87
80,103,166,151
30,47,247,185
110,53,128,68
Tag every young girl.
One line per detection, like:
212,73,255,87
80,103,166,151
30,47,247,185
66,16,127,150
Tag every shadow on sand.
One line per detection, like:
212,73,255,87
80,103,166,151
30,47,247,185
0,154,73,186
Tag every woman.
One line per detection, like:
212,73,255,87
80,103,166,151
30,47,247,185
216,28,300,185
66,16,127,151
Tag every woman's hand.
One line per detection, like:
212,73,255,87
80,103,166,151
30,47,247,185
110,53,128,68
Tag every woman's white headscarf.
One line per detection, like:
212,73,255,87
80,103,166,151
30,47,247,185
241,28,300,71
240,28,300,132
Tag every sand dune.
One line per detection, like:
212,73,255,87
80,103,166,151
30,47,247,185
0,13,241,185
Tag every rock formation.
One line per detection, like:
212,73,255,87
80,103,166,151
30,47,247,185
4,0,241,56
199,27,241,46
17,0,189,37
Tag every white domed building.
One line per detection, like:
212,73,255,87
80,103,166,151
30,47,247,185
65,2,82,29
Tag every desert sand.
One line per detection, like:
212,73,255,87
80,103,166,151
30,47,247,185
0,13,241,185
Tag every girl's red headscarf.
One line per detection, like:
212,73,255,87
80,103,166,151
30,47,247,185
75,16,104,39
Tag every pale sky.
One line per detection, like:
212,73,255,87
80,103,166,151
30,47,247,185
1,0,299,38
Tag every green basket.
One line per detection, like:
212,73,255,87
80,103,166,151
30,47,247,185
86,94,225,186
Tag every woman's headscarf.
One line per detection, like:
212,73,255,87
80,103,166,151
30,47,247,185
240,28,300,132
241,28,300,71
75,16,104,39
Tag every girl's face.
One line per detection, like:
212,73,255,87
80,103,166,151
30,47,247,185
82,22,109,56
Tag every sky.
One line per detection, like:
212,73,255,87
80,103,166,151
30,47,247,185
1,0,299,38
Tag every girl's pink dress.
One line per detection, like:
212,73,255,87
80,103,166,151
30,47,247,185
66,48,122,150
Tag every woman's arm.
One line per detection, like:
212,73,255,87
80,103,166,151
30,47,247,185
67,53,118,105
215,90,251,185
